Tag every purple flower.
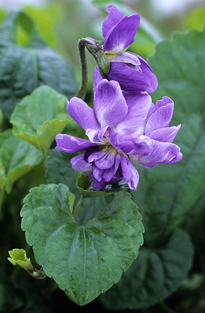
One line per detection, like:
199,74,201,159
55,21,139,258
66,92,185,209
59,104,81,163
55,71,182,191
102,5,158,93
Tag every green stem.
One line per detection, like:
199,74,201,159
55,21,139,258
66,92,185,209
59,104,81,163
73,196,84,220
77,39,89,98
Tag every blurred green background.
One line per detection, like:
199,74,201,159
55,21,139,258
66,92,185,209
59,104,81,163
0,0,204,91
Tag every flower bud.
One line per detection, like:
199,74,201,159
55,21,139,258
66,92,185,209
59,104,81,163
83,37,110,76
8,248,46,279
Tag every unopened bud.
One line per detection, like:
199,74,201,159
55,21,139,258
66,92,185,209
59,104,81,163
8,248,46,279
84,37,110,77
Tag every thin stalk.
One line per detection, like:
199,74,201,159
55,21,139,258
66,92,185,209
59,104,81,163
73,195,84,220
77,39,89,98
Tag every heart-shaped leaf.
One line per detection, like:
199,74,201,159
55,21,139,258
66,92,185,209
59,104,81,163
11,86,69,157
21,183,144,305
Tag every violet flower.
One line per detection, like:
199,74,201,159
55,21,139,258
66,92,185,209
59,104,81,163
101,5,158,93
55,70,182,191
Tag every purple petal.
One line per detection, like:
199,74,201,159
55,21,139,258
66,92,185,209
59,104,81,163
156,96,174,108
88,147,116,170
71,154,92,171
92,177,107,190
135,140,182,168
136,55,158,93
166,151,183,164
94,79,128,127
93,66,104,98
109,132,135,153
87,150,103,163
147,125,181,143
102,154,121,182
116,92,152,135
130,135,153,155
108,165,123,184
84,145,102,162
86,125,114,143
102,5,124,38
95,152,116,170
145,102,174,134
108,51,140,66
67,97,99,131
55,134,95,153
145,96,173,121
104,14,140,53
107,62,153,92
120,155,139,190
92,164,104,181
85,129,99,143
90,161,123,189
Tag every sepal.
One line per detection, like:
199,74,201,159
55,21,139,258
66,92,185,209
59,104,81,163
82,37,111,76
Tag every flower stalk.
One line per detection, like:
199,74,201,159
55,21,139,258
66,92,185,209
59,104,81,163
77,38,110,98
77,39,89,98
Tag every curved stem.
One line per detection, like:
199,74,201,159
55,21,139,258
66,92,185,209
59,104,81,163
77,39,89,98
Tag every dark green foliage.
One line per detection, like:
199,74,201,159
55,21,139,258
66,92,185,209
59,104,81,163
0,12,78,119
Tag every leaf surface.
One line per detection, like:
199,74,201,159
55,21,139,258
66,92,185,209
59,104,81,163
100,229,194,310
0,129,43,193
0,12,78,118
11,86,69,155
131,27,205,244
21,184,144,305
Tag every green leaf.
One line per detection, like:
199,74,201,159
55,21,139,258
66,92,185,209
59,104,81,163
0,129,43,193
149,27,205,120
23,4,63,46
0,109,3,132
0,11,78,118
0,159,6,190
11,86,69,156
76,173,123,198
75,195,112,226
45,149,81,206
21,184,144,305
182,196,205,255
100,229,194,310
76,173,91,191
186,5,205,31
45,149,114,226
131,27,205,244
0,159,6,211
46,149,77,186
